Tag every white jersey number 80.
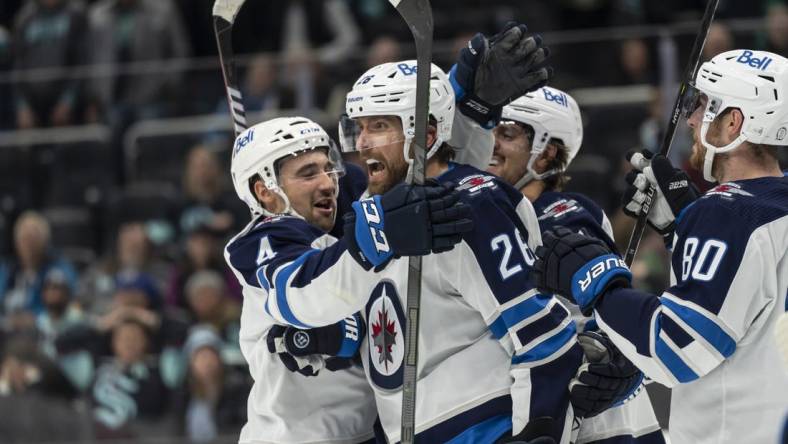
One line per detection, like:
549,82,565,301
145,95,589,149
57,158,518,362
681,237,727,282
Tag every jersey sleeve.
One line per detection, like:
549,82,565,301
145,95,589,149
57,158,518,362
448,111,494,171
593,199,776,387
438,187,583,435
225,217,376,329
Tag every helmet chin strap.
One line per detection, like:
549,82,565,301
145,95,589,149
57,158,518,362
404,135,444,183
699,118,748,183
512,135,562,190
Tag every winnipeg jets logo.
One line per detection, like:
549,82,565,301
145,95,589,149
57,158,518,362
538,199,580,221
371,308,397,371
456,174,496,193
366,280,405,389
706,183,754,199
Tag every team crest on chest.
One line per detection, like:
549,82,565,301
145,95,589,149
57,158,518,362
366,280,406,389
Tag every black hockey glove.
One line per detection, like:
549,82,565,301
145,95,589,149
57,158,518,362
450,22,552,128
533,227,632,316
496,416,557,444
622,149,700,237
266,313,365,377
570,331,644,419
345,181,473,270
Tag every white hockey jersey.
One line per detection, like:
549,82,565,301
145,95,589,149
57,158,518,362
593,175,788,443
225,218,378,444
248,163,584,443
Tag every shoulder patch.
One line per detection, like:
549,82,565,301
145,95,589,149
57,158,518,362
455,174,498,194
538,198,582,221
704,182,755,200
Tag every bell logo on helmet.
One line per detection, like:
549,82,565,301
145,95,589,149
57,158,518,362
543,88,569,107
234,128,255,155
397,63,417,76
736,50,773,71
777,127,787,141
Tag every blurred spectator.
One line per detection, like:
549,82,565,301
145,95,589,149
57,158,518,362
366,35,402,69
166,225,241,312
80,221,170,313
91,318,172,439
176,326,247,442
11,0,88,129
183,272,240,362
0,211,77,316
35,268,86,359
0,336,76,399
613,38,655,85
703,23,734,61
177,145,246,237
240,54,287,113
86,0,191,126
763,2,788,57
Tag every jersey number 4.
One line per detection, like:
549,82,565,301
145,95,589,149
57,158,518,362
256,236,278,265
681,237,727,282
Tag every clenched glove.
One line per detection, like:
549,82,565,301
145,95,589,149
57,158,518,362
622,149,699,237
345,181,474,269
533,227,631,316
450,22,551,128
266,313,365,377
570,331,644,419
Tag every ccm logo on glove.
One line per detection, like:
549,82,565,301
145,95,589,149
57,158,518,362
360,198,390,254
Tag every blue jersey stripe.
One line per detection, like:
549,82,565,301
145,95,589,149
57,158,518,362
445,414,511,444
661,296,736,358
272,250,320,328
653,316,699,383
512,321,576,365
489,316,508,340
414,394,511,442
515,303,570,349
255,266,271,291
501,293,552,326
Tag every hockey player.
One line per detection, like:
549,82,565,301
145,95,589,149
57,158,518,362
225,115,474,443
488,87,664,443
532,49,788,444
320,58,583,442
224,23,554,444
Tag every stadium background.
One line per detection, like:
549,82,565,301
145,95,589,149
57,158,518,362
0,0,786,442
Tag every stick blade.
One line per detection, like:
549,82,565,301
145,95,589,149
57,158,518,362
212,0,246,23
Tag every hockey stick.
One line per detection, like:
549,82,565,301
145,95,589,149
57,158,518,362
213,0,248,137
386,0,433,442
623,0,719,266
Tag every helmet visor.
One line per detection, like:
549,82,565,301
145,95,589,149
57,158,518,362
275,139,346,186
338,114,407,153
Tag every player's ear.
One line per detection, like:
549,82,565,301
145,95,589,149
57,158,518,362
254,180,284,213
727,108,745,139
426,124,438,149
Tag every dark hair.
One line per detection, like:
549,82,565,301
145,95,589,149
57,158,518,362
518,122,570,191
542,139,571,192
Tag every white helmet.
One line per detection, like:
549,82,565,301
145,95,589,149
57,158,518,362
339,60,455,162
230,117,344,218
500,86,583,189
693,49,788,181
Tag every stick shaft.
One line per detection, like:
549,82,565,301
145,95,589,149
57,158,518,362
624,0,719,266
